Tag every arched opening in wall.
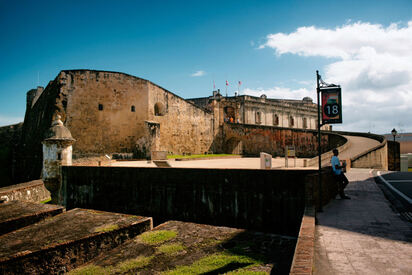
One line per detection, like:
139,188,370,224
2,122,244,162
224,106,235,123
131,105,135,112
225,137,243,154
98,104,103,111
255,111,262,124
303,117,307,129
273,114,279,126
154,102,166,116
289,116,294,127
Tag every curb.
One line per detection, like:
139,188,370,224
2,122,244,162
289,206,315,275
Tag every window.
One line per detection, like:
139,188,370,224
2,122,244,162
98,104,103,111
154,102,166,116
303,117,308,128
255,111,262,124
57,152,62,160
273,114,279,126
289,116,294,127
131,105,135,112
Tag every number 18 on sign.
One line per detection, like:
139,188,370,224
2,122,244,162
321,87,342,124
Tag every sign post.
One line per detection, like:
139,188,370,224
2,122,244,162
316,71,343,212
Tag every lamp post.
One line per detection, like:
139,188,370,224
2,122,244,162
391,128,397,170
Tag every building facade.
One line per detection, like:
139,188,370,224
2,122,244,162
189,91,330,131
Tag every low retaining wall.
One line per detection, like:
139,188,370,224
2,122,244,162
0,180,50,203
223,124,347,158
62,166,339,237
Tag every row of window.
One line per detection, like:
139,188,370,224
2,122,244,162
255,112,309,128
98,104,136,112
97,102,166,116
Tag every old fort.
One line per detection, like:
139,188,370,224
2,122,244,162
0,70,404,274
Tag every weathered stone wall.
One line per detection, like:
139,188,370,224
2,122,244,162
61,71,150,156
147,82,214,155
387,140,400,171
62,166,316,235
222,123,344,157
0,123,22,187
62,166,340,235
15,77,62,183
0,180,50,203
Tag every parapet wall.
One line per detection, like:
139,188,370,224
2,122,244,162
334,131,390,170
223,123,346,157
0,180,50,203
62,166,339,236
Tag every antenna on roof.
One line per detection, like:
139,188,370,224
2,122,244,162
37,71,39,86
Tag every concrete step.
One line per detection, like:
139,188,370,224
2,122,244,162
0,208,152,274
0,200,65,235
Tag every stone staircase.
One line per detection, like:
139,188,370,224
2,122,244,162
0,201,152,274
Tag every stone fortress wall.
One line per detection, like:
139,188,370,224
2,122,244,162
5,69,344,184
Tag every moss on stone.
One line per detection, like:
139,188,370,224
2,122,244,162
68,264,111,275
115,256,153,273
139,230,177,245
161,252,263,274
94,224,119,233
158,242,185,255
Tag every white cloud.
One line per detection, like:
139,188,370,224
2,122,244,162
260,21,412,133
0,115,23,127
191,70,206,77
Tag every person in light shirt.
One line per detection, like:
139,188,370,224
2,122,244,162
331,149,351,199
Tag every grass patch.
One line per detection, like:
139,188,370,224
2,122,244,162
68,256,153,275
115,256,153,273
40,198,51,204
162,252,264,274
158,243,185,255
94,224,119,233
68,264,110,275
167,154,239,159
140,230,177,245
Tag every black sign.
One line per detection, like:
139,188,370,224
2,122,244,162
321,87,342,124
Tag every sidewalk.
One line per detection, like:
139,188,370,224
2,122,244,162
314,169,412,275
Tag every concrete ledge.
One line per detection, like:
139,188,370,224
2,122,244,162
0,201,65,235
0,180,50,203
0,208,152,274
290,206,315,275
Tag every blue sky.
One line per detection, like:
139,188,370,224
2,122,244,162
1,0,412,133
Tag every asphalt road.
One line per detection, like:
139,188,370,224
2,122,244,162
379,171,412,211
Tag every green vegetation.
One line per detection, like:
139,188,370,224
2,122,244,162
68,256,153,275
94,224,119,233
139,230,177,245
158,243,185,255
115,256,153,273
68,264,109,275
162,252,265,275
40,198,51,204
167,154,239,159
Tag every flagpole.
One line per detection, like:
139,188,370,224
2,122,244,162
225,80,228,97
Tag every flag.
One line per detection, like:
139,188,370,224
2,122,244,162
238,81,242,86
213,80,215,89
226,80,229,86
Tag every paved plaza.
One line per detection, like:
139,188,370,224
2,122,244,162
108,157,312,169
314,169,412,275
